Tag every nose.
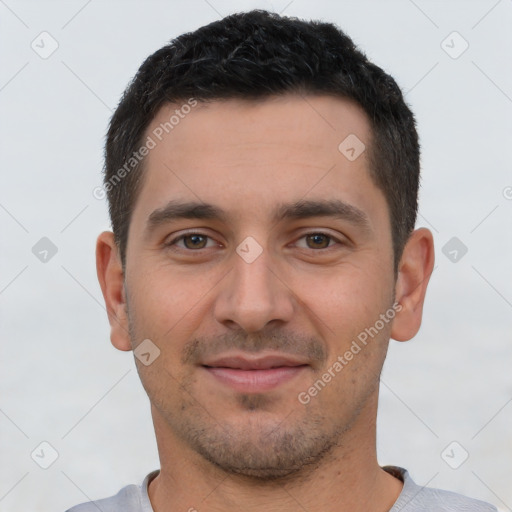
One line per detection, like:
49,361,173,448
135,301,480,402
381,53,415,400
213,243,295,333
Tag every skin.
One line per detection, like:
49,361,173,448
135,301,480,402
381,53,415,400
97,94,435,512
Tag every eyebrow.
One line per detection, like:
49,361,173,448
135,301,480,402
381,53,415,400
144,198,371,238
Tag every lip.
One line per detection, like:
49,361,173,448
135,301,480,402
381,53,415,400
201,353,310,393
202,354,309,370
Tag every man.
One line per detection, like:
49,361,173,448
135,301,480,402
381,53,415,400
67,9,497,512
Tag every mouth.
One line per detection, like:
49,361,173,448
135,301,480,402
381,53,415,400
201,353,310,393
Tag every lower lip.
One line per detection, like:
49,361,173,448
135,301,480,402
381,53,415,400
203,366,308,393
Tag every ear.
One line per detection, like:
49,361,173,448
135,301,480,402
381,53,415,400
391,227,435,342
96,231,132,351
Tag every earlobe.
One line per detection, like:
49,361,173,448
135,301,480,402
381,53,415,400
391,228,435,342
96,231,132,351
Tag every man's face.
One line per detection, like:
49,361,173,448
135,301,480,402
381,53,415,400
123,95,397,478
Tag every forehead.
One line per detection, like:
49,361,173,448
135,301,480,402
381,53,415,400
131,94,387,232
146,94,370,166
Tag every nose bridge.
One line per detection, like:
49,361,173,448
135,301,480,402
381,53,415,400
236,246,274,300
214,241,294,332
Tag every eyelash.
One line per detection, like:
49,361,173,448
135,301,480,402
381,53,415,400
165,230,344,253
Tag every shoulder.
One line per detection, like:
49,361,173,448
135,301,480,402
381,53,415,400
65,484,139,512
65,470,159,512
384,466,498,512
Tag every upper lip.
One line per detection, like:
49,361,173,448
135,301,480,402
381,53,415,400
202,353,309,370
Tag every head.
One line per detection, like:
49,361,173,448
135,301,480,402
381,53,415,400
97,10,434,480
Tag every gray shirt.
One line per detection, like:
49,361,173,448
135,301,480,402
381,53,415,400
65,465,498,511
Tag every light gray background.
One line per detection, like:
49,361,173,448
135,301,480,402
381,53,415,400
1,1,511,511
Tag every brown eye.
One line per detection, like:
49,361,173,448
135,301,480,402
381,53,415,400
305,233,333,249
166,232,216,251
181,234,208,249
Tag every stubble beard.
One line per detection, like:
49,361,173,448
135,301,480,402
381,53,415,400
148,369,380,482
126,296,387,482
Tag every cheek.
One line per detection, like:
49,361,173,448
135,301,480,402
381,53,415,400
129,267,208,326
299,267,394,390
301,263,390,326
126,268,226,379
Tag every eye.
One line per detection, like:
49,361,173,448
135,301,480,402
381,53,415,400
294,232,342,250
165,232,219,251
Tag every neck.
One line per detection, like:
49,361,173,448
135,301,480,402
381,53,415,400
147,395,403,512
